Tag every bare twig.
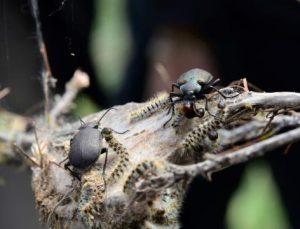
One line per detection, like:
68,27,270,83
12,143,39,167
49,69,90,125
136,126,300,194
229,92,300,112
187,126,300,176
242,78,249,92
30,0,56,125
220,114,300,145
0,88,10,100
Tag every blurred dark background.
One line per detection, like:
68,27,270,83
1,0,300,228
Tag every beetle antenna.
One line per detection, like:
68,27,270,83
97,107,117,128
79,117,86,127
202,78,220,93
163,98,183,127
111,129,129,135
210,78,221,86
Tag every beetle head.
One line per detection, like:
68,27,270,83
180,81,201,100
177,68,215,100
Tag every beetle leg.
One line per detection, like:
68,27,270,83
168,94,182,116
166,103,173,116
58,157,68,165
204,95,215,117
64,161,70,169
201,78,220,93
163,112,174,127
169,92,183,97
163,98,183,127
171,83,180,92
203,95,220,120
64,162,81,180
163,104,176,127
192,102,205,118
209,85,240,99
169,92,183,115
166,97,180,116
171,111,185,129
110,128,129,135
210,78,221,86
100,148,108,175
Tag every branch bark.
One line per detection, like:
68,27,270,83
1,89,300,228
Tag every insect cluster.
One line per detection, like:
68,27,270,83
44,68,243,228
130,68,240,162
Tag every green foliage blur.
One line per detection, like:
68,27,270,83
75,1,290,228
90,0,131,96
226,161,289,229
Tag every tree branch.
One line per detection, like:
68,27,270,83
1,89,300,228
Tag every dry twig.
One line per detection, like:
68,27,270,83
49,69,90,126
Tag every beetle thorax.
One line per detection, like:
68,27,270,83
180,81,202,100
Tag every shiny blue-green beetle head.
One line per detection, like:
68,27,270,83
177,69,213,99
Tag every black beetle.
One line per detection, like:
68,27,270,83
63,108,127,179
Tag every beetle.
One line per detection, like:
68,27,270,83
170,68,219,116
63,107,128,179
164,68,237,126
49,108,130,225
